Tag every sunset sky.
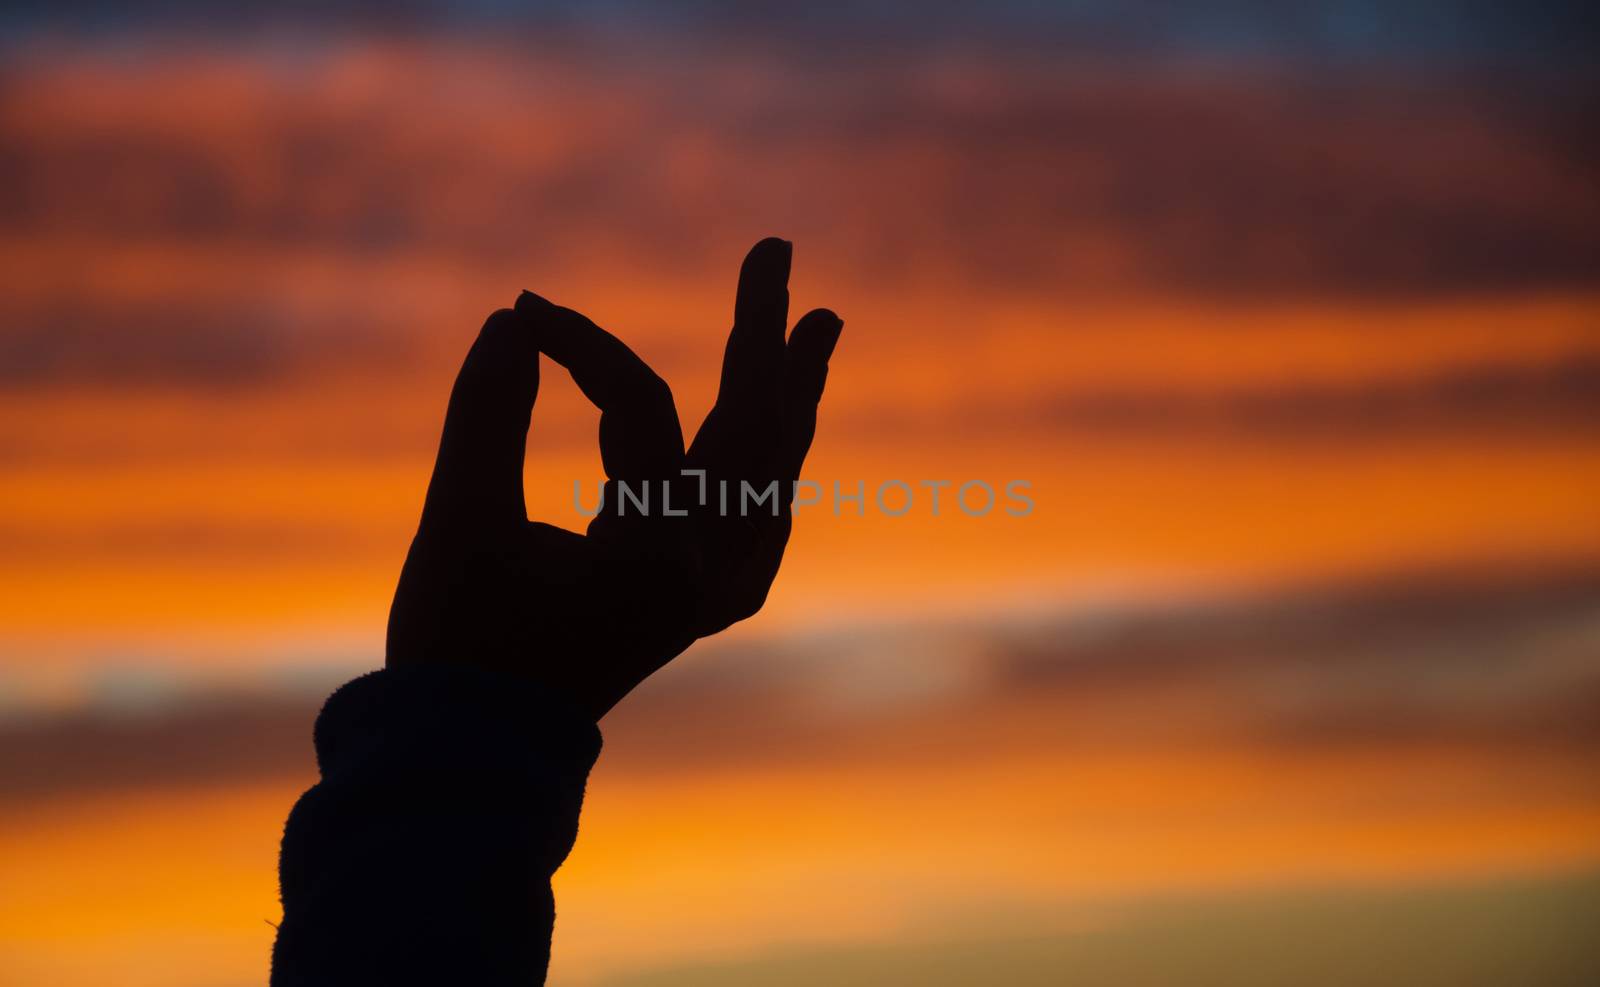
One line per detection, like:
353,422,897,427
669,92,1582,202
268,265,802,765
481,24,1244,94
1,4,1598,985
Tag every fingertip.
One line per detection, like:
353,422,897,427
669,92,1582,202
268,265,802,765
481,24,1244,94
466,309,540,387
753,235,791,256
478,306,522,340
790,308,844,362
515,289,553,315
823,316,843,359
744,237,792,280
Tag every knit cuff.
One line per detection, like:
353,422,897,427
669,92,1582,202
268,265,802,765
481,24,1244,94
312,664,603,794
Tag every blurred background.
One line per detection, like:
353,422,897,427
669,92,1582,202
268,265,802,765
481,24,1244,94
1,3,1598,985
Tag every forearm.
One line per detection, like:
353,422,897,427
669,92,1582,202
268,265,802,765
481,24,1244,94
271,665,601,987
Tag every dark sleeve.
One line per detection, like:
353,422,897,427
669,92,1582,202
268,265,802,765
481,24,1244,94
270,665,602,987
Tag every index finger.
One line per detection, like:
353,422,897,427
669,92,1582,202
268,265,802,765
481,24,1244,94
516,290,684,483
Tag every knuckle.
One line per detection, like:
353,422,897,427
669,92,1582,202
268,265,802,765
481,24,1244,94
639,371,675,410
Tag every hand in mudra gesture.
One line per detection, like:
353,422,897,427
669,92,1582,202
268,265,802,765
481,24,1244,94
387,238,843,719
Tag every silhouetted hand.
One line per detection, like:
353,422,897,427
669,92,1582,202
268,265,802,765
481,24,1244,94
386,238,842,719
